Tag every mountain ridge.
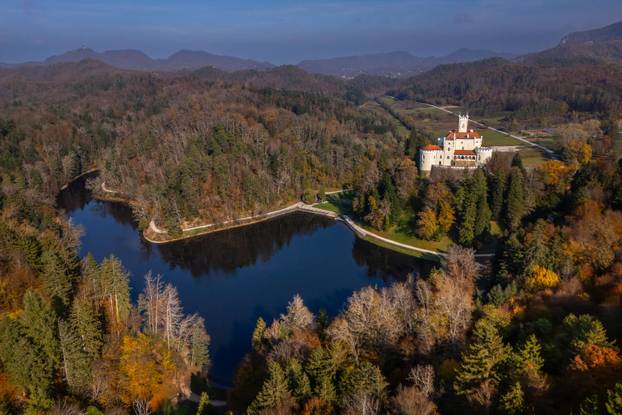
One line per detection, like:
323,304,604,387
41,47,274,72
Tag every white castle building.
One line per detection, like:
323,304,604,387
419,114,493,172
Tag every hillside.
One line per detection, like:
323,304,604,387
560,20,622,45
40,47,274,72
393,20,622,123
298,48,513,78
519,20,622,65
395,57,622,125
0,61,405,229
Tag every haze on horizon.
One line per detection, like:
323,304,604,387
2,0,622,64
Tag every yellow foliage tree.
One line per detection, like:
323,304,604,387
525,265,560,292
416,208,439,240
438,199,455,234
120,334,178,411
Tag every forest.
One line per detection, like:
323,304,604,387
393,58,622,128
1,56,622,414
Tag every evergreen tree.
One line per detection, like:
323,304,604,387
470,169,492,238
196,392,209,415
71,291,104,359
517,334,544,376
0,317,54,410
248,361,293,414
98,256,131,336
342,361,387,408
286,358,312,399
490,173,507,221
500,381,525,415
58,319,91,392
21,290,61,372
252,317,267,352
505,167,527,231
454,319,510,408
606,383,622,415
306,347,337,404
457,186,477,246
189,318,210,369
40,250,73,309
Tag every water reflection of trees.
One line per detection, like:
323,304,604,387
351,238,434,283
59,178,434,281
157,212,334,276
56,176,92,212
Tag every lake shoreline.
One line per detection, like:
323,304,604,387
65,170,445,260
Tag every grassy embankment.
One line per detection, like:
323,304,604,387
315,193,450,261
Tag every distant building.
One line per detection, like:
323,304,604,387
419,114,493,172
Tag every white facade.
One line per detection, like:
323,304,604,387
419,114,493,172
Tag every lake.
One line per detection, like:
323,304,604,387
58,177,433,385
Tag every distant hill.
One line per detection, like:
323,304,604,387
297,49,513,78
520,20,622,65
559,20,622,46
40,48,274,72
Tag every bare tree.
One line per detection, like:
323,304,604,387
408,365,435,398
162,284,184,350
138,272,163,335
280,294,315,332
392,385,438,415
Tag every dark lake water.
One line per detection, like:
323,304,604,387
58,177,433,385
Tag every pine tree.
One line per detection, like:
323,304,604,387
196,391,209,414
21,290,61,372
189,317,210,369
307,347,337,404
252,317,267,352
58,319,91,392
500,381,525,415
505,167,527,231
490,173,507,221
71,290,104,359
40,250,73,309
248,361,293,414
473,169,491,238
286,358,312,399
517,334,544,376
458,191,476,246
98,256,131,336
605,383,622,415
454,319,510,407
0,317,54,410
343,361,387,408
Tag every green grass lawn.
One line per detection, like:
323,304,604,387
519,147,548,168
315,193,354,215
364,224,452,253
314,201,341,214
481,129,523,146
315,195,451,257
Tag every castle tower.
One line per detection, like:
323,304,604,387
458,113,469,133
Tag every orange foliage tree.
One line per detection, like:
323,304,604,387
120,334,178,412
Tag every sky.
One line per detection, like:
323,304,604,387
1,0,622,64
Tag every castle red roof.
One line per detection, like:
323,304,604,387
454,150,476,156
445,129,481,140
421,144,442,151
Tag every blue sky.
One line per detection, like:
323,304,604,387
2,0,622,63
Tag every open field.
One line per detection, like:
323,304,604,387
360,99,410,138
381,98,526,147
381,97,560,166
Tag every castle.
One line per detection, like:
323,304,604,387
419,114,493,172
